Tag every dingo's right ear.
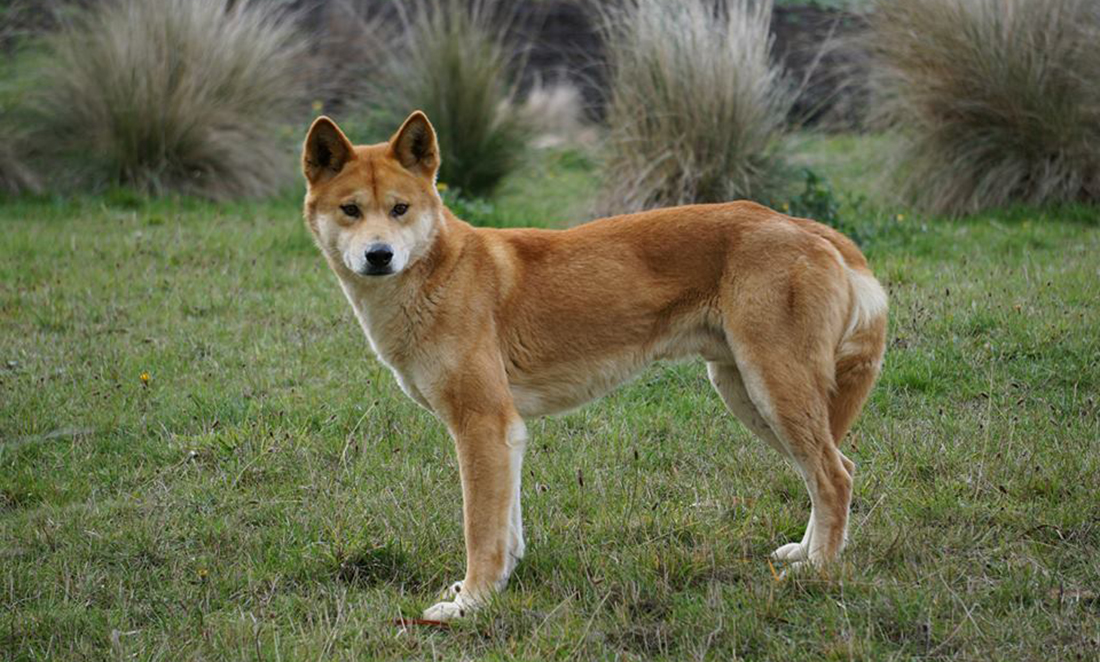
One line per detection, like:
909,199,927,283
303,117,356,184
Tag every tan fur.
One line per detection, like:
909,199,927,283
301,112,888,620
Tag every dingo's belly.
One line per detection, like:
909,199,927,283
505,325,732,418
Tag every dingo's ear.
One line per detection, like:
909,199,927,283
303,117,356,184
389,111,439,179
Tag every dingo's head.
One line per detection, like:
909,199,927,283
302,111,442,279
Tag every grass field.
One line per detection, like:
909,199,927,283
2,138,1099,660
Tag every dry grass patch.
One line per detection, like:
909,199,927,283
21,0,308,199
868,0,1100,215
369,0,529,196
595,0,795,215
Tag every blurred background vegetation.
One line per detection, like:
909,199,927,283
1,0,1094,220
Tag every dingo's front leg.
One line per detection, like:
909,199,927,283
423,410,526,621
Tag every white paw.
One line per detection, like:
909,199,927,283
778,559,812,580
444,581,463,600
771,542,807,562
422,599,467,621
422,581,480,621
423,591,480,621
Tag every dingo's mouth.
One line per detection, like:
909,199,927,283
359,266,395,277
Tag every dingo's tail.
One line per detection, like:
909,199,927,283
831,265,888,444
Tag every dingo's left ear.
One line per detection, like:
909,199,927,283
303,116,356,184
389,111,439,180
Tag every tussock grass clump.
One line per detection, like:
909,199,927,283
595,0,795,215
520,80,592,149
373,0,528,196
313,0,394,107
869,0,1100,215
0,136,39,196
26,0,307,199
0,81,39,195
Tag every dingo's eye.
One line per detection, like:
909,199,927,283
391,203,409,217
340,203,361,218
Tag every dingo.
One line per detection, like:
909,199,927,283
301,111,887,620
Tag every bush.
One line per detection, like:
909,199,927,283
310,0,393,109
519,80,592,150
595,0,795,215
868,0,1100,215
0,61,39,195
21,0,308,199
369,0,528,197
439,186,520,228
783,169,869,245
0,139,39,196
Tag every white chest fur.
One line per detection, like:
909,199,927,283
338,278,433,411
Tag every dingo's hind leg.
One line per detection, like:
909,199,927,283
709,347,852,566
707,362,814,562
745,353,850,566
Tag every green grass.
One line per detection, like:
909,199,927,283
2,138,1099,660
789,133,900,207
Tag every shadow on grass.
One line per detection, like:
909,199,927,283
331,544,426,592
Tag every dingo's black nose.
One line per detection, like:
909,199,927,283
365,244,393,268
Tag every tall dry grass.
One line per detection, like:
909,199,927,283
370,0,528,196
24,0,308,199
0,138,40,195
0,69,39,195
519,80,593,149
313,0,394,108
869,0,1100,215
595,0,795,215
